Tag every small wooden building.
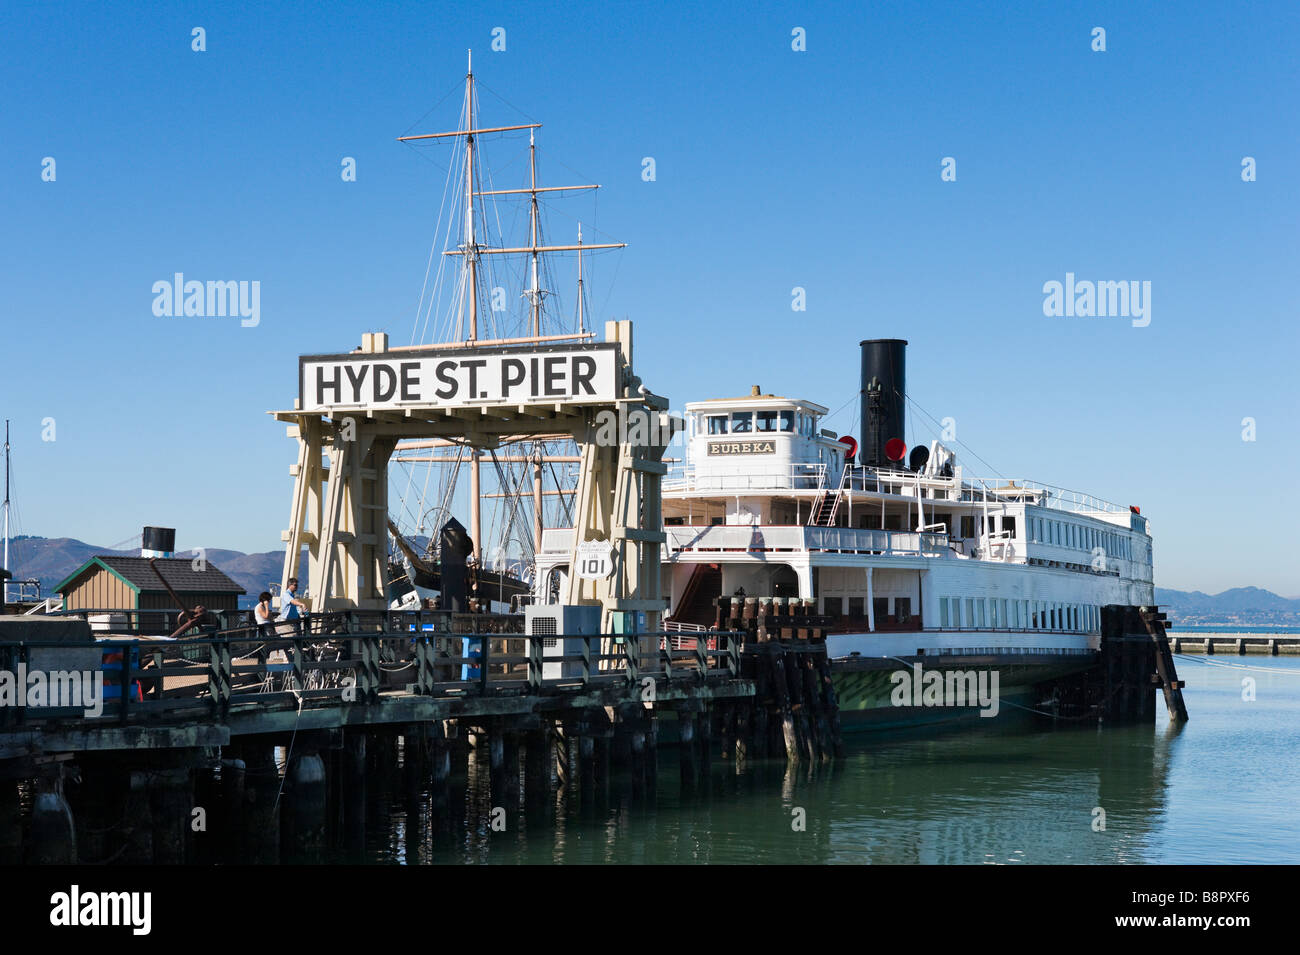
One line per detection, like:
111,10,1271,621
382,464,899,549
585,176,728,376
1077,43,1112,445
55,556,245,622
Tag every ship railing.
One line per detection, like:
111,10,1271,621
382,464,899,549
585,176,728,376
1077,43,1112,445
845,466,958,494
662,524,950,558
958,478,1128,516
663,462,827,492
0,614,745,728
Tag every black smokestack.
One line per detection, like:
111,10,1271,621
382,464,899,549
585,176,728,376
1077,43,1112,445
141,526,176,557
859,339,907,469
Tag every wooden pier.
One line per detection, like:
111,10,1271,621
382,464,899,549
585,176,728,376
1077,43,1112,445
0,603,841,864
1168,633,1300,655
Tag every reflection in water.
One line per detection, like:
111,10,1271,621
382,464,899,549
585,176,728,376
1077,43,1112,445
331,656,1300,864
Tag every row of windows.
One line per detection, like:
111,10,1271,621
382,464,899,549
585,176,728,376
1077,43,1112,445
1029,517,1130,560
705,411,814,436
822,595,912,621
937,596,1099,632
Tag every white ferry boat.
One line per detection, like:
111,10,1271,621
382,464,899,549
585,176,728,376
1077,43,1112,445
535,339,1155,728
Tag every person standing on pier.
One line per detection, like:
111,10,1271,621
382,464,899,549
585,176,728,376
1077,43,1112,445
254,591,276,635
278,577,307,635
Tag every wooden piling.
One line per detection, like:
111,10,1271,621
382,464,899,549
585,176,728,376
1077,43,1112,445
231,741,279,864
148,762,194,865
342,732,367,851
0,778,22,864
281,751,327,860
26,773,76,865
678,710,698,790
523,727,550,821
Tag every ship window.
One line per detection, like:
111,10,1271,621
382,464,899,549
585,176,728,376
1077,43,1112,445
756,411,778,432
961,515,975,538
939,600,950,628
895,597,911,623
779,410,794,432
848,597,864,618
1003,516,1016,538
976,600,986,628
707,415,728,435
823,596,842,617
964,599,974,628
1000,599,1009,628
730,412,753,433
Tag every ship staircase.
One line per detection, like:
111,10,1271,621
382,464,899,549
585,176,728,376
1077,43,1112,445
669,563,722,628
809,465,849,526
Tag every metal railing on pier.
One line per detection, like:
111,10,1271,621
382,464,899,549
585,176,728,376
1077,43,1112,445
0,610,743,728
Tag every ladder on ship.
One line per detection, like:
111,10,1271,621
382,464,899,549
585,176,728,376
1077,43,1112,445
809,465,850,526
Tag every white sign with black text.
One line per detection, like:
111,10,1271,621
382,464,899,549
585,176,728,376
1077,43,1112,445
575,539,617,580
300,345,619,413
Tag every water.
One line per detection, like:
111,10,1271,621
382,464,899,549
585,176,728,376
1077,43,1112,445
362,653,1300,864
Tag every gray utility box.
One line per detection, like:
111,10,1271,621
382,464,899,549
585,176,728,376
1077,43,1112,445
524,604,602,680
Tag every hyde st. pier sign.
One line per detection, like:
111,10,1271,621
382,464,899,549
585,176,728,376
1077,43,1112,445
299,342,620,413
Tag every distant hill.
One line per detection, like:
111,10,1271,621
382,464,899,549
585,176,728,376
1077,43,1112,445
6,535,1293,624
3,536,307,601
1154,586,1300,627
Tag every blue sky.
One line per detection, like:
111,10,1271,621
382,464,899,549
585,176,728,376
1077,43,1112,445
1,0,1296,594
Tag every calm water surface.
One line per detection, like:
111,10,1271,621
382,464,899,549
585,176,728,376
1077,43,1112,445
362,652,1300,865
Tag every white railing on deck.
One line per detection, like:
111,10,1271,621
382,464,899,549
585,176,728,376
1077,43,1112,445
958,478,1127,516
663,462,826,492
540,524,949,558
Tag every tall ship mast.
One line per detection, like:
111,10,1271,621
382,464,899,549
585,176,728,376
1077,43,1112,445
383,52,623,612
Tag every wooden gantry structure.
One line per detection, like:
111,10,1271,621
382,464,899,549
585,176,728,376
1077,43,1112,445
271,319,676,632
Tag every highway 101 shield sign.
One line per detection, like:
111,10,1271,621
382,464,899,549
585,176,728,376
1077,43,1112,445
575,539,616,580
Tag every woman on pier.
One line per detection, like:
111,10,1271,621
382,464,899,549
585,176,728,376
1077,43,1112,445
254,591,276,635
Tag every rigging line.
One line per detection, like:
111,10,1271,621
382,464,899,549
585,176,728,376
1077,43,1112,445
411,132,461,345
903,393,1007,480
535,197,617,241
820,390,861,433
416,134,466,345
473,79,541,126
595,248,625,328
546,459,574,525
399,79,468,138
487,449,529,557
